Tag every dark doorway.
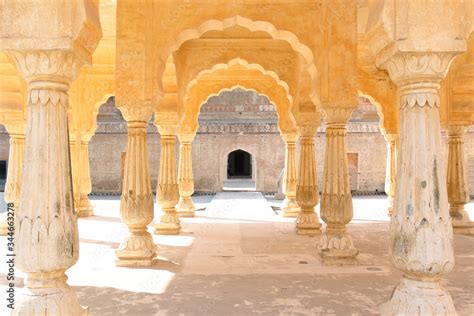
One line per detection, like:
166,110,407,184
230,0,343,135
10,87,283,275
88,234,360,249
227,150,252,179
0,160,6,192
0,161,6,180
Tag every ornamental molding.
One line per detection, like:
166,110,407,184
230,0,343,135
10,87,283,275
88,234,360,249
381,52,459,87
7,50,84,83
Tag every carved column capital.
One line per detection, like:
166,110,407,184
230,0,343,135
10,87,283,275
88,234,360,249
280,132,298,144
157,124,179,136
178,132,196,144
8,50,84,85
381,52,460,110
447,124,465,137
382,52,458,87
321,107,353,124
298,124,318,138
119,107,153,123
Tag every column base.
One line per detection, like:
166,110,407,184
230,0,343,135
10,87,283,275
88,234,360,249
450,206,474,235
13,271,87,316
154,211,181,235
380,276,456,316
318,227,358,265
296,211,321,236
115,229,157,267
176,197,195,218
282,198,300,218
76,195,94,217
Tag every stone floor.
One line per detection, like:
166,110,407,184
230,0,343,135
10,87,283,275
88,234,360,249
222,179,257,191
0,193,474,315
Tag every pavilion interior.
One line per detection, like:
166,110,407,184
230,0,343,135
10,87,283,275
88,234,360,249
0,0,474,315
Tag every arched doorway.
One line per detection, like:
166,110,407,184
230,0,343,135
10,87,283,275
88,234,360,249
227,149,252,179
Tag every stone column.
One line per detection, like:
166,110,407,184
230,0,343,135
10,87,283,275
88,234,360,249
447,124,473,235
115,118,157,267
318,108,358,265
8,50,86,314
295,123,322,235
384,134,397,217
177,133,196,217
380,53,458,315
281,133,300,217
155,125,181,235
0,124,25,236
70,136,94,217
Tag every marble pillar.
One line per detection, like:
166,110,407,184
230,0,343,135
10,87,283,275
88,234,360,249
155,125,181,235
318,108,358,265
385,134,397,217
295,124,322,235
0,125,25,236
447,124,473,235
176,133,196,218
9,50,86,315
115,120,157,267
380,52,457,315
70,136,94,217
281,133,300,217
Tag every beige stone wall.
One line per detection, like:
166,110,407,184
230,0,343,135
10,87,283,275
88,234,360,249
0,133,9,161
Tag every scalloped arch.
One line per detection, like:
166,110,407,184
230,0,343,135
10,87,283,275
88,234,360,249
89,93,116,138
183,58,292,108
357,90,387,137
182,60,297,134
161,15,320,105
184,84,295,134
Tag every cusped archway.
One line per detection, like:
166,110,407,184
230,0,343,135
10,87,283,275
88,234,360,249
180,59,297,134
153,15,320,105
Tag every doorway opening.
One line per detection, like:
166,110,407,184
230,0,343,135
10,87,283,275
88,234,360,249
227,150,252,179
0,160,6,192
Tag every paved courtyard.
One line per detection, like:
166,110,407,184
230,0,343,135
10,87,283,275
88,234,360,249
1,193,473,315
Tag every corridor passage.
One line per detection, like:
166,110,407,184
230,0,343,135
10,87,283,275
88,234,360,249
1,193,473,315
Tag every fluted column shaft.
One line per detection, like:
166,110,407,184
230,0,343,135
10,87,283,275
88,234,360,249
385,134,397,216
115,121,156,266
282,133,300,217
318,109,358,265
0,130,25,236
447,124,473,235
295,124,321,235
177,133,196,217
70,137,94,217
8,50,86,315
380,52,458,315
155,126,181,235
